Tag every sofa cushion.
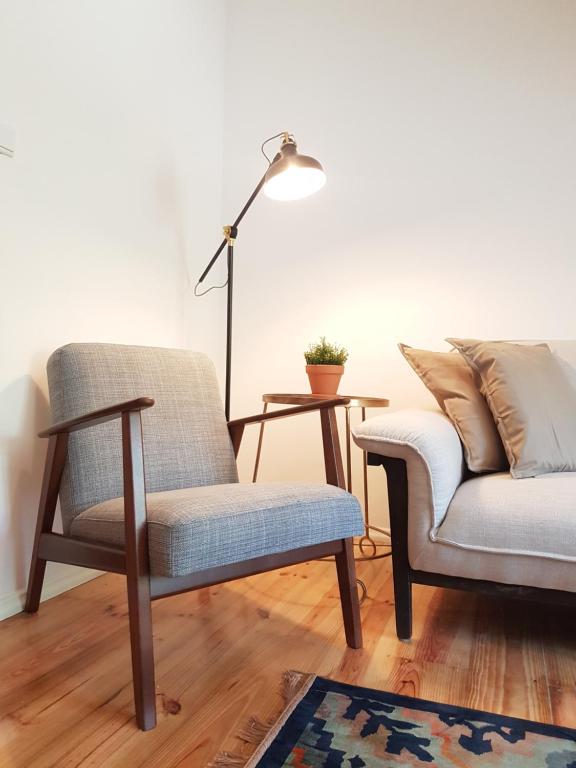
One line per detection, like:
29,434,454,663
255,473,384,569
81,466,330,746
70,481,363,577
435,471,576,562
447,339,576,478
398,344,507,473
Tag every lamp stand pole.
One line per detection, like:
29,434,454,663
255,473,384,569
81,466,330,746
196,133,325,420
197,170,272,420
224,226,237,421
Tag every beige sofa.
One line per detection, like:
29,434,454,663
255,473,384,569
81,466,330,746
352,340,576,639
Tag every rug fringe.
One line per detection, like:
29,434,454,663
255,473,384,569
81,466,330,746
281,669,309,704
209,670,316,768
210,752,247,767
238,715,276,745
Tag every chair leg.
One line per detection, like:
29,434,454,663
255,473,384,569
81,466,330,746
25,434,69,613
126,572,156,731
122,410,156,730
25,559,47,615
335,538,363,649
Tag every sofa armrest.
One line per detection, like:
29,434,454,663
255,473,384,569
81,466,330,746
352,409,465,532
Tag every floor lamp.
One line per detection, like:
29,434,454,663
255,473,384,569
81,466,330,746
196,132,326,419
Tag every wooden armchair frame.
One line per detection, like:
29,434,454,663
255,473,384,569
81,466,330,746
25,396,362,730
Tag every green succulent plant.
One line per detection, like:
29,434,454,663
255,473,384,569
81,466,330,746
304,337,349,366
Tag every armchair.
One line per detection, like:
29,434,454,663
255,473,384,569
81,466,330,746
26,343,363,730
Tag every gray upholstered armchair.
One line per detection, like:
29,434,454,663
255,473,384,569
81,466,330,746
25,343,363,730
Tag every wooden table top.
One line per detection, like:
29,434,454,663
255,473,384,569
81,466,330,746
261,393,390,408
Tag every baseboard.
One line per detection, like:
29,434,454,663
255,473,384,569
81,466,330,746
0,563,102,621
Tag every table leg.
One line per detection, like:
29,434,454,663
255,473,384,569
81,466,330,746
357,578,367,605
362,406,369,528
345,406,352,493
357,406,379,558
252,402,268,483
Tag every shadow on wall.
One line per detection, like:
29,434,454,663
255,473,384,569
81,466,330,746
0,375,51,596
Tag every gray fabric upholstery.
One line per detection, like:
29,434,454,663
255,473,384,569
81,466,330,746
435,471,576,562
48,344,238,532
353,409,465,567
48,343,362,579
70,482,363,577
412,469,576,591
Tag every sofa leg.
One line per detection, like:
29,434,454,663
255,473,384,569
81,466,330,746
336,538,363,649
373,455,414,641
393,568,412,641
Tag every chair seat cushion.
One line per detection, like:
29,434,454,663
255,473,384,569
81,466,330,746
435,471,576,562
70,482,363,577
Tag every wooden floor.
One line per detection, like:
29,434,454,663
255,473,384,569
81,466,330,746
1,556,575,767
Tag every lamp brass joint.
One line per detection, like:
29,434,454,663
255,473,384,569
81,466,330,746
223,225,236,245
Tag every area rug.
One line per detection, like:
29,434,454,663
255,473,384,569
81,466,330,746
213,671,576,767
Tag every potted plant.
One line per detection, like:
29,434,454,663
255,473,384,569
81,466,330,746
304,337,349,395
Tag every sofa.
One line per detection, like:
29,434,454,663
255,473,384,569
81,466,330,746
352,340,576,640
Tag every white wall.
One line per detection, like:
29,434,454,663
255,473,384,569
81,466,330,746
221,0,576,513
0,0,227,617
2,0,575,617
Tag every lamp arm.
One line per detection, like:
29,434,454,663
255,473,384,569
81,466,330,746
197,162,275,285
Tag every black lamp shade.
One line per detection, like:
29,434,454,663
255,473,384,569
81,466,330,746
263,140,326,200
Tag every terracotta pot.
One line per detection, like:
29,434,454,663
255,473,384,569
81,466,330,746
306,364,344,395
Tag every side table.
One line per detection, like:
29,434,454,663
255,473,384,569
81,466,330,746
252,393,390,558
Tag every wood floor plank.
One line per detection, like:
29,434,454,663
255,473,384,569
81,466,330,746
0,557,574,768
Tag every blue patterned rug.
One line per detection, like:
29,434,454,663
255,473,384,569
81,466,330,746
216,673,576,767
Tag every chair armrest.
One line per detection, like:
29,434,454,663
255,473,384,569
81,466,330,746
228,398,349,487
38,397,155,438
353,409,465,531
227,397,349,429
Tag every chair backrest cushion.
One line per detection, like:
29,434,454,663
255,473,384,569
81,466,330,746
47,343,238,532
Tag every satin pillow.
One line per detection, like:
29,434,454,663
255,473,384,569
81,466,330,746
399,344,507,473
447,339,576,478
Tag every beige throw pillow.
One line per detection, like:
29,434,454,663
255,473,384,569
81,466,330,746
447,339,576,478
399,344,508,473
